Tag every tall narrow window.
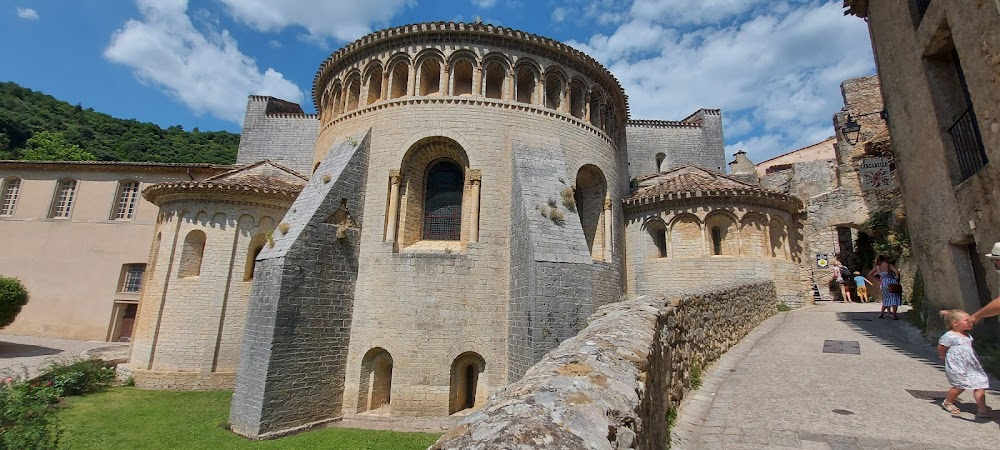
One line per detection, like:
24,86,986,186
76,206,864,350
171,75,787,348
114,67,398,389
420,59,441,95
423,161,463,240
1,178,21,216
711,227,722,255
390,63,409,99
484,62,505,99
50,179,77,219
452,59,473,96
244,234,266,281
119,263,146,293
366,67,383,105
112,180,140,220
516,67,535,104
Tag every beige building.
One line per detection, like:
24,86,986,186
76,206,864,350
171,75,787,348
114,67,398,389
845,1,1000,332
0,161,230,341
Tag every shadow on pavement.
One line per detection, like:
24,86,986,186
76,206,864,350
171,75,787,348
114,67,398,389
0,341,62,359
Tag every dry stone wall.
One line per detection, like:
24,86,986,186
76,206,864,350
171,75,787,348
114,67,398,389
432,282,778,450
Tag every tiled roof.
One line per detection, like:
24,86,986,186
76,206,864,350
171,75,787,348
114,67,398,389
623,165,802,210
143,160,307,204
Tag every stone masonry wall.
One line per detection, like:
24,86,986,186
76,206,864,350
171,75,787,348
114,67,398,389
626,110,726,180
236,96,319,175
432,282,778,450
229,130,370,439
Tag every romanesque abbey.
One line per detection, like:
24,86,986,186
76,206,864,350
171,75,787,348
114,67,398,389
118,22,813,438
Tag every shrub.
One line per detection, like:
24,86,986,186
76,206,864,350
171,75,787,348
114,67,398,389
689,363,703,390
777,302,792,312
0,377,62,450
34,359,115,397
560,187,576,212
0,276,29,329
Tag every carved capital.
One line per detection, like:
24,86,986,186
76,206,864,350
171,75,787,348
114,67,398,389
469,169,482,185
389,169,401,185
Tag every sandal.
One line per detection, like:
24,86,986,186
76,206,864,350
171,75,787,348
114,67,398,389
977,408,994,419
942,402,960,415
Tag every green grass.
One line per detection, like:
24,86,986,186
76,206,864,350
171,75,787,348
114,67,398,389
57,388,441,450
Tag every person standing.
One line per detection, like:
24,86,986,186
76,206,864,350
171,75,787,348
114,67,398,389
854,271,874,303
869,255,902,319
832,260,852,303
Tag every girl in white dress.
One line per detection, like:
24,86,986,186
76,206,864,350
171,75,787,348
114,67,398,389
937,309,991,417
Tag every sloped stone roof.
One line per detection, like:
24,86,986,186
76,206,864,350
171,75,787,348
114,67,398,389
143,160,308,205
623,165,802,211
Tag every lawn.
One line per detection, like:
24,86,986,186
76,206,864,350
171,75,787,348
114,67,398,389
57,388,441,450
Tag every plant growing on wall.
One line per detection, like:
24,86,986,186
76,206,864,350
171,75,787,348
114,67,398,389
861,210,910,260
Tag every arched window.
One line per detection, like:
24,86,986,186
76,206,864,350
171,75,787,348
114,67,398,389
178,230,206,278
331,84,343,115
655,153,666,172
49,178,78,219
244,234,266,281
575,165,607,261
515,66,535,104
111,180,140,220
589,90,604,129
390,63,409,99
345,76,361,111
419,59,441,95
452,59,474,96
483,62,505,99
423,161,463,240
646,219,667,258
366,67,383,105
358,348,393,412
570,79,586,118
545,72,563,110
711,227,722,255
449,352,486,414
1,177,22,216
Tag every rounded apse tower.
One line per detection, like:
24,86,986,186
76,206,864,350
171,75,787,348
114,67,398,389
230,22,630,437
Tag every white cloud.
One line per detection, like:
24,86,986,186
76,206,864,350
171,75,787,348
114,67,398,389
566,0,874,160
16,7,39,20
552,7,567,23
104,0,303,124
472,0,496,7
218,0,414,43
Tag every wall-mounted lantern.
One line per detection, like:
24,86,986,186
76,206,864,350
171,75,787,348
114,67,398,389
841,110,888,145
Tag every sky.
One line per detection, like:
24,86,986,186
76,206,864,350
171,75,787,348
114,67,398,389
1,0,875,164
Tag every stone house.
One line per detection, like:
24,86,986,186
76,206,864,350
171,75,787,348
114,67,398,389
844,1,1000,332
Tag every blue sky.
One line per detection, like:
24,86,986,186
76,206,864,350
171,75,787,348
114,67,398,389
2,0,875,164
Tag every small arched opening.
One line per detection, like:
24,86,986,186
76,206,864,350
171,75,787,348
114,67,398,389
244,233,266,281
545,72,564,110
515,66,536,104
419,59,441,95
449,352,486,414
705,212,738,256
357,347,393,412
575,164,607,261
423,161,464,241
389,62,409,99
655,153,666,172
646,219,667,258
346,76,361,111
452,59,474,96
483,61,505,99
366,67,383,105
569,79,586,119
178,230,206,278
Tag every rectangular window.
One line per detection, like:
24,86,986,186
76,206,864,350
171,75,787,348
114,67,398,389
1,178,21,216
112,181,140,220
120,264,146,293
50,179,77,219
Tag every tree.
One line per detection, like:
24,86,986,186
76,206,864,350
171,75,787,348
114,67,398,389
20,131,95,161
0,276,29,328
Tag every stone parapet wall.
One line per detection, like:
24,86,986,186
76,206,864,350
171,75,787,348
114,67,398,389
432,282,778,450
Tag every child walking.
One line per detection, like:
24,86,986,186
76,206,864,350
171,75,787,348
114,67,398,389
853,271,873,303
937,309,992,418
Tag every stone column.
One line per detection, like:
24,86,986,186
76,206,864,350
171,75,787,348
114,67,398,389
603,198,613,260
440,62,448,96
469,170,482,243
408,65,417,97
536,76,544,106
584,92,591,122
385,169,401,242
473,66,482,96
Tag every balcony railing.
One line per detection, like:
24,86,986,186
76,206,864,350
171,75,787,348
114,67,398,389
948,107,988,181
915,0,932,20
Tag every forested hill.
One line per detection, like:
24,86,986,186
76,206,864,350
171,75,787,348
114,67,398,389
0,81,240,164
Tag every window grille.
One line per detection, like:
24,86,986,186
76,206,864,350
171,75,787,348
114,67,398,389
949,107,988,181
121,264,146,293
112,181,140,220
1,178,21,216
50,179,77,218
423,162,463,240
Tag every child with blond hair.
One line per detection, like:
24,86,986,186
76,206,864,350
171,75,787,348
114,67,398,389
937,309,991,418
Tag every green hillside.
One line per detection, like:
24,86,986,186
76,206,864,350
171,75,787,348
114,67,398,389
0,81,239,164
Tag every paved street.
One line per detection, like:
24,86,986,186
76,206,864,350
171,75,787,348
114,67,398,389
0,333,127,378
672,302,1000,449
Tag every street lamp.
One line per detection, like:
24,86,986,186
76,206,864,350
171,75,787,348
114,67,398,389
840,110,888,146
